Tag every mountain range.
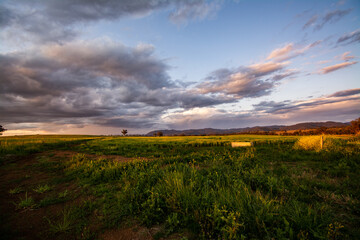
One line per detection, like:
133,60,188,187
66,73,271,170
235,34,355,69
146,121,350,136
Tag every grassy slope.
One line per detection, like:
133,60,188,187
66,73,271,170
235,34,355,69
0,135,359,240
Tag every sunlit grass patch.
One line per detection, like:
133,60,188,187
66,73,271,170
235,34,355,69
294,136,323,151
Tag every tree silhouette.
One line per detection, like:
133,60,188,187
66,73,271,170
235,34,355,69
156,131,163,137
0,125,6,135
121,129,128,136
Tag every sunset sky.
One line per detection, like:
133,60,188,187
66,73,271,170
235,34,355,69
1,0,359,135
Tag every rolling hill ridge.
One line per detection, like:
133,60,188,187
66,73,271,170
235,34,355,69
146,121,350,136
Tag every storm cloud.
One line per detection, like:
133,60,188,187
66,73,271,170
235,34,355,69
0,40,235,128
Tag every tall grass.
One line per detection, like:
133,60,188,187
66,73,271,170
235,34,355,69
64,137,357,239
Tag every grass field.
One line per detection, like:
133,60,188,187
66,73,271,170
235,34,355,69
0,135,359,240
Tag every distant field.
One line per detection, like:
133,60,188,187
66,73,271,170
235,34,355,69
0,135,359,240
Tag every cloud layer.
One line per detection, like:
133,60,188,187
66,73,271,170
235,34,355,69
0,40,236,128
164,89,360,130
1,0,220,44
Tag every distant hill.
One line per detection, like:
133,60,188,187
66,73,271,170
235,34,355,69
146,121,350,136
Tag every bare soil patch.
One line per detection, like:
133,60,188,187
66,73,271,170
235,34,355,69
100,226,153,240
0,150,152,240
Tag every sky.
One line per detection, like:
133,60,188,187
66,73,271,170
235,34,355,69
0,0,359,136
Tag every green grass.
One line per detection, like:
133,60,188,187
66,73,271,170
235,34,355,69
16,192,35,209
1,134,359,239
0,135,99,158
46,209,73,234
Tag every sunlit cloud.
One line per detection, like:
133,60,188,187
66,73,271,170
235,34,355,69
198,61,288,98
340,51,355,61
266,41,321,62
253,89,360,114
320,61,357,74
317,60,332,65
266,43,294,61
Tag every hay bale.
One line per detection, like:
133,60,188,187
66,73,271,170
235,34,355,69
231,142,253,147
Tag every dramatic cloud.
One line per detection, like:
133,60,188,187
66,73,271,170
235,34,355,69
0,38,305,130
0,0,221,44
0,40,172,95
337,29,360,45
0,39,235,128
320,61,357,74
198,61,288,98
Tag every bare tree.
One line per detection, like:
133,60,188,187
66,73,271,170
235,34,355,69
121,129,128,136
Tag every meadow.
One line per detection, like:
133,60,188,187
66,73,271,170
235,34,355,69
0,134,359,240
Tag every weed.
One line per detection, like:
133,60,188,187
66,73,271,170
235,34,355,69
9,186,24,194
16,192,35,209
46,209,73,233
58,190,69,198
33,184,52,193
